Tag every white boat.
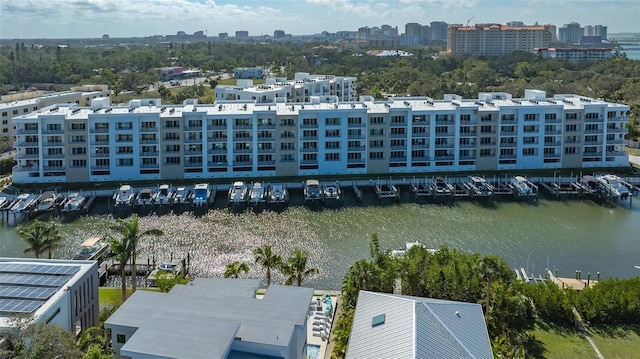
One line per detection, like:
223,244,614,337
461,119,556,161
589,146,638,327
228,181,248,204
0,196,8,209
391,241,437,257
63,192,86,212
154,184,174,205
431,177,454,194
304,180,321,201
323,183,340,200
249,182,266,204
174,187,190,204
269,184,288,204
597,174,632,198
193,183,211,207
36,191,59,212
467,176,494,196
72,237,110,262
511,176,535,197
10,193,37,213
579,175,601,193
137,188,154,206
115,185,135,206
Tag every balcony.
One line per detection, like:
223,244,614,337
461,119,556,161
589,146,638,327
257,123,276,130
15,153,39,159
584,129,602,134
435,143,454,149
90,128,109,133
93,152,110,158
544,153,561,158
544,141,562,147
42,129,64,135
13,165,39,173
141,151,160,157
184,126,203,132
348,146,366,151
607,127,626,134
459,131,477,137
499,154,517,160
232,161,253,166
91,140,110,145
68,126,87,133
140,163,159,169
233,148,252,154
500,131,517,136
140,126,158,133
43,153,65,159
184,137,203,144
459,142,477,148
91,165,110,170
42,142,64,147
499,142,518,148
140,139,158,144
257,160,276,166
544,130,562,135
410,156,431,161
183,150,202,156
433,155,454,161
43,166,65,171
257,147,275,154
184,162,204,168
300,147,318,153
14,129,38,135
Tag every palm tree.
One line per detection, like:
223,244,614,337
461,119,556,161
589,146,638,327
224,261,249,278
253,244,282,287
16,220,61,259
111,215,163,296
108,235,130,302
282,249,319,287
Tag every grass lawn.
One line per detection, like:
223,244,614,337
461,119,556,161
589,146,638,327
625,145,640,156
588,325,640,359
99,287,160,307
528,322,597,359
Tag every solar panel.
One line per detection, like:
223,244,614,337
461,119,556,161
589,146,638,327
0,299,43,314
0,263,80,276
0,285,57,300
0,273,70,287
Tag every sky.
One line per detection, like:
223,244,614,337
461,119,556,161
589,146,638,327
0,0,639,39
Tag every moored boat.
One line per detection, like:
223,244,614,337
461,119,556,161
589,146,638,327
304,180,321,202
466,176,494,197
268,184,288,205
115,185,135,206
597,174,632,199
63,191,86,212
510,176,537,197
249,182,267,206
72,237,110,263
193,183,211,207
36,191,59,212
9,193,37,214
154,184,174,205
137,188,154,206
430,177,454,195
173,187,190,204
228,181,248,205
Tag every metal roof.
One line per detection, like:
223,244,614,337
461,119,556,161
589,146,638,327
346,291,493,359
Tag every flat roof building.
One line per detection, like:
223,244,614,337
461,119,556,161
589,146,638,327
216,72,357,103
11,89,629,184
448,23,553,56
105,278,314,359
535,48,613,61
1,85,110,141
0,258,99,337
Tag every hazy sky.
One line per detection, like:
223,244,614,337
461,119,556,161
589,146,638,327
1,0,639,39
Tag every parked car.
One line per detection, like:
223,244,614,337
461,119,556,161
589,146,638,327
169,80,181,86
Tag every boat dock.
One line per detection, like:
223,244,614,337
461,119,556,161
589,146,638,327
352,182,363,203
375,180,399,203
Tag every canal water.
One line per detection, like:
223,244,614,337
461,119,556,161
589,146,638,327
1,195,638,290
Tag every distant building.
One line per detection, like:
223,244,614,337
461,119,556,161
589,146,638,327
429,21,449,41
448,23,552,56
232,67,265,79
535,47,613,61
219,32,229,39
345,291,493,359
404,23,422,37
105,278,313,359
102,34,109,40
558,22,583,43
0,258,99,337
507,20,525,27
235,30,249,39
274,29,285,39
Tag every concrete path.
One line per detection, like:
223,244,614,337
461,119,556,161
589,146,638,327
572,307,605,359
629,154,640,168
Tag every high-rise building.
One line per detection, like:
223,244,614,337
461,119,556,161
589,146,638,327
558,22,583,43
218,32,228,39
594,25,607,40
507,21,525,27
404,23,422,37
429,21,449,41
448,24,552,56
235,30,249,39
273,30,285,39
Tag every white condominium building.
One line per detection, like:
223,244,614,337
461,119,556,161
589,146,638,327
1,85,110,140
215,72,357,104
11,90,628,184
448,24,553,56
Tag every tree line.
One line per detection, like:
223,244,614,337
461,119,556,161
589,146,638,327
331,233,640,359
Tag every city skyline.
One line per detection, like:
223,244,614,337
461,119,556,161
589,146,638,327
0,0,639,39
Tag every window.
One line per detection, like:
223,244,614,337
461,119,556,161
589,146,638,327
211,118,227,127
564,147,577,154
370,140,384,148
325,117,341,126
524,114,538,121
302,130,317,139
234,118,251,127
565,113,578,120
280,118,295,126
523,137,537,144
165,156,180,165
585,112,599,119
117,334,126,344
501,114,515,121
348,117,363,126
412,126,426,134
480,149,493,157
71,159,86,167
565,124,577,132
367,151,382,160
70,123,86,131
370,128,384,136
460,114,470,122
117,134,133,142
325,129,340,137
325,153,340,161
390,128,406,136
545,113,557,120
281,130,295,138
325,141,340,149
303,153,317,162
523,125,537,133
117,158,133,166
71,147,86,155
303,118,317,126
281,142,295,150
369,116,384,124
391,115,405,124
522,148,536,156
116,122,132,130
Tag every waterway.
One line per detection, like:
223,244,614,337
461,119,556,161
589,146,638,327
1,196,638,290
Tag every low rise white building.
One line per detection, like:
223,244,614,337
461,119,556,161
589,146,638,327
534,47,613,61
233,67,265,79
1,85,109,140
11,90,629,184
0,258,99,337
216,73,357,103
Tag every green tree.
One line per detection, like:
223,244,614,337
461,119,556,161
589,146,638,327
224,261,249,278
155,272,190,292
253,244,282,287
282,248,319,287
1,321,82,359
109,215,163,299
16,220,62,259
